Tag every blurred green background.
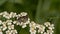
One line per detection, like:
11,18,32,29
0,0,60,34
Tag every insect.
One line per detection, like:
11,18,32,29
17,15,28,23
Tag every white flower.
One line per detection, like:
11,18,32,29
6,29,18,34
13,21,17,24
0,29,3,34
8,25,14,30
38,25,45,34
0,20,2,25
48,24,54,30
44,32,47,34
47,30,54,34
44,22,51,27
17,22,27,28
29,21,36,29
15,21,22,26
6,30,11,34
0,32,3,34
3,27,7,31
9,12,13,18
30,28,36,34
11,29,17,34
12,13,17,18
16,14,21,19
3,11,8,15
44,32,50,34
2,24,7,31
20,12,27,16
3,11,10,19
6,20,12,25
2,22,7,25
9,12,17,18
16,22,21,25
7,22,12,26
22,24,27,28
29,21,36,34
3,15,10,19
36,24,40,28
6,20,12,23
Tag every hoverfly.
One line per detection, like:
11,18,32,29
17,12,28,23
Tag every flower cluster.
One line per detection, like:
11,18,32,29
44,22,54,34
29,21,54,34
0,11,54,34
0,20,17,34
29,21,36,34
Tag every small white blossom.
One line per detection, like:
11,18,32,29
8,25,14,30
22,24,27,28
48,24,54,30
36,24,40,28
3,11,10,19
13,21,17,24
0,20,2,25
2,24,7,31
2,22,7,25
29,21,37,34
16,22,21,25
6,20,12,23
44,32,50,34
0,29,3,34
47,30,54,34
12,13,17,18
20,12,27,16
44,32,47,34
44,22,51,27
30,30,36,34
38,25,45,34
29,21,36,29
16,14,21,19
6,20,12,25
7,22,12,26
9,12,13,18
9,12,17,18
3,11,8,15
6,30,11,34
15,21,21,26
11,29,17,34
30,28,36,34
6,29,18,34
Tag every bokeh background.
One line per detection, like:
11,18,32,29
0,0,60,34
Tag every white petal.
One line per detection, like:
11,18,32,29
22,24,26,28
